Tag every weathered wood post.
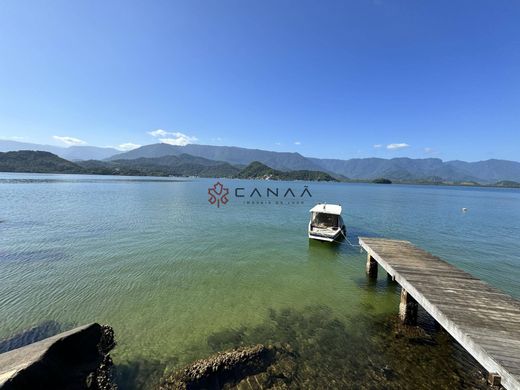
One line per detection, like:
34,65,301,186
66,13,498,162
399,289,418,325
487,372,501,387
366,253,378,278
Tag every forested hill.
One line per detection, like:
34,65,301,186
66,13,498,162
0,151,82,173
236,161,337,181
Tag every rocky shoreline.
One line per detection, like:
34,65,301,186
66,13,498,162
0,309,498,390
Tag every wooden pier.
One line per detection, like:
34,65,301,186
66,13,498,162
359,237,520,390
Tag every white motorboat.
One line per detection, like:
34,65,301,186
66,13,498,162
308,203,346,242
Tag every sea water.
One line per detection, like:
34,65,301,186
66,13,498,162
1,173,519,388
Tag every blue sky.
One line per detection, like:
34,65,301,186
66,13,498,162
0,0,518,161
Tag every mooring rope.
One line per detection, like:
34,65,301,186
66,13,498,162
339,229,362,250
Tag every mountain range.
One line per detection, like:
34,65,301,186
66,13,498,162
109,143,323,171
108,143,520,183
0,140,119,161
2,139,520,183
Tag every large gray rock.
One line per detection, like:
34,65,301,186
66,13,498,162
0,323,116,390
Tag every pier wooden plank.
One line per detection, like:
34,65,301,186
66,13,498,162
359,237,520,390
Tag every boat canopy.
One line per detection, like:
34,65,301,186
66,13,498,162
309,204,342,215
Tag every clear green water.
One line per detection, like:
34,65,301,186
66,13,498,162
1,173,519,388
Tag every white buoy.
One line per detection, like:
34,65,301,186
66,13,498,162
462,207,468,212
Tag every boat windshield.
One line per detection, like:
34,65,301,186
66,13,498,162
311,212,339,228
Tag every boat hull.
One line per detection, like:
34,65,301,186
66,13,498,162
308,225,346,242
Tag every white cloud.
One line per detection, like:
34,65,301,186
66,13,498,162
373,144,383,148
148,129,197,146
53,135,87,146
159,136,197,146
387,143,410,150
148,129,168,137
275,142,282,146
118,143,141,151
294,141,301,145
424,147,433,153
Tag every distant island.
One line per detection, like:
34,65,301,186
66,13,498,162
372,178,392,184
495,180,520,188
1,148,520,188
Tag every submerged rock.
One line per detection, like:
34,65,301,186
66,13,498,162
159,344,297,390
0,323,117,390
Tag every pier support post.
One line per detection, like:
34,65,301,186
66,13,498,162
399,289,418,325
366,254,378,278
487,372,501,387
